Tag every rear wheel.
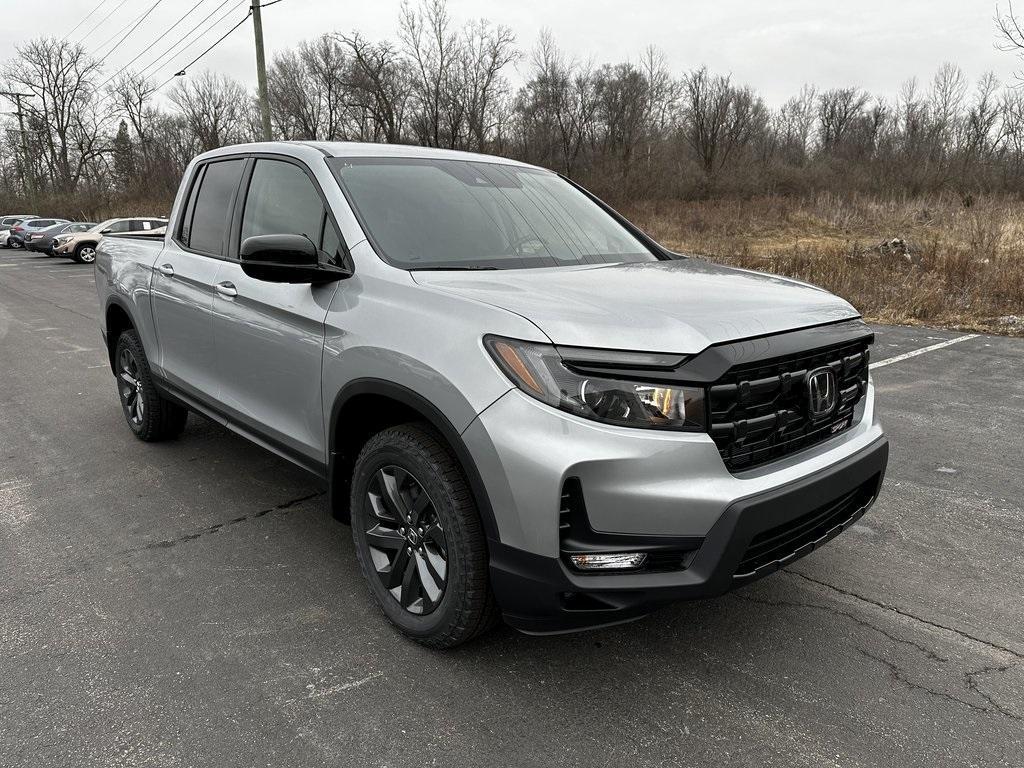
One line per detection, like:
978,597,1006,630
7,237,21,249
74,243,96,263
114,330,187,441
350,423,498,648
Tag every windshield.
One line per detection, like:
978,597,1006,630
328,157,657,270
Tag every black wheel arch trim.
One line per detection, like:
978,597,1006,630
328,378,500,543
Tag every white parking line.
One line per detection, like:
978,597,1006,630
870,334,980,370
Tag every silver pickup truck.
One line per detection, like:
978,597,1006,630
95,142,888,648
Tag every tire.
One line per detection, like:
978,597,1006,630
8,237,21,249
113,329,188,442
73,243,96,263
350,423,498,649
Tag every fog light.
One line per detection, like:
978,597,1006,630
568,552,647,571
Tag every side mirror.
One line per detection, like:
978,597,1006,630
239,233,331,283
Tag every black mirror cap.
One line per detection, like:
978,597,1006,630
240,233,318,265
239,233,346,284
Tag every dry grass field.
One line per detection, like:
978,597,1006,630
625,194,1024,335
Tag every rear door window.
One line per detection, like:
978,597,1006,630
184,159,245,256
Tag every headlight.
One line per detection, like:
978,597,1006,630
484,335,705,431
54,235,70,243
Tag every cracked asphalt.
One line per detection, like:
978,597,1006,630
0,249,1021,767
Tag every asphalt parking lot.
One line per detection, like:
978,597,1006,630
1,248,1022,767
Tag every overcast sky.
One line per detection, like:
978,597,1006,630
0,0,1019,104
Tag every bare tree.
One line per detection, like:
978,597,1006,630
341,32,412,143
459,19,518,151
776,84,817,165
268,49,323,139
2,37,106,190
817,87,870,153
683,67,765,178
400,0,458,147
168,71,251,152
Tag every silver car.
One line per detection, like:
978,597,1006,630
0,214,37,248
95,142,888,647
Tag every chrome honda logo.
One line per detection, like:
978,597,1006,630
806,366,838,419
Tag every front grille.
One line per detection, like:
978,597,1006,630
708,338,870,472
734,476,878,578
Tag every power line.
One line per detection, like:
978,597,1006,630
77,0,131,45
157,8,252,91
97,0,208,89
137,0,240,79
93,0,165,65
63,0,109,41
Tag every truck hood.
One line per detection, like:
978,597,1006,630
412,259,860,353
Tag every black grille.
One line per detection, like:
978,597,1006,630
735,476,877,578
708,338,870,472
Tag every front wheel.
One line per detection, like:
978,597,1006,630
114,330,188,441
73,243,96,263
350,423,498,648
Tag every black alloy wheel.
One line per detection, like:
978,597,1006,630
112,329,188,441
118,345,145,428
350,423,498,648
364,465,449,615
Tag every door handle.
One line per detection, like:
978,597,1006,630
157,263,174,277
215,281,238,298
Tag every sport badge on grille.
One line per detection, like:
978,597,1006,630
806,366,838,420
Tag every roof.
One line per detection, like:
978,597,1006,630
197,141,541,170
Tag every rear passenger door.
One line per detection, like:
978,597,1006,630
211,156,344,472
150,158,245,401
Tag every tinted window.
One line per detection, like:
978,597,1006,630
241,159,324,247
187,159,245,255
330,157,654,270
30,219,54,227
179,165,204,245
320,214,343,264
104,220,131,233
129,220,152,231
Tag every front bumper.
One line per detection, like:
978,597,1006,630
491,435,887,633
25,239,52,253
53,241,74,255
463,383,887,633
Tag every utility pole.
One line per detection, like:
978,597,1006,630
251,1,272,141
0,91,33,197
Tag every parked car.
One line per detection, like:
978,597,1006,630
7,217,70,248
0,214,37,247
55,217,167,263
95,142,888,648
25,221,97,255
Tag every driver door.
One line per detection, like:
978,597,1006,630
212,156,345,473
